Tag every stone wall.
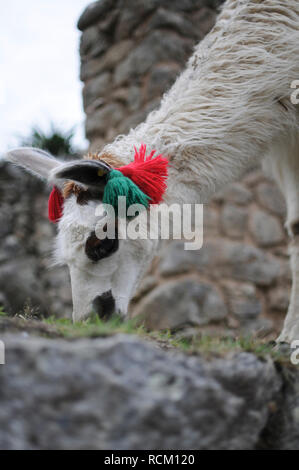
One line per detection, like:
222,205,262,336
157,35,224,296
78,0,291,339
0,163,72,318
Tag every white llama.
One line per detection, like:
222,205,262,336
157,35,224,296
5,0,299,343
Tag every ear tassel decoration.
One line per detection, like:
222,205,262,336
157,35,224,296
48,144,168,222
116,144,168,205
48,186,64,223
103,144,168,214
103,169,150,216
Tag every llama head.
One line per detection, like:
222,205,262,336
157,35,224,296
5,148,157,321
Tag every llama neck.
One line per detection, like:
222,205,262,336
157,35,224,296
101,71,285,207
101,84,263,207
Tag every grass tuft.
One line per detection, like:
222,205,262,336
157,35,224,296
44,313,146,339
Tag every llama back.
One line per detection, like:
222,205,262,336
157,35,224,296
192,0,299,102
160,0,299,151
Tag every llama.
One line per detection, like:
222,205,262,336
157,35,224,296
5,0,299,343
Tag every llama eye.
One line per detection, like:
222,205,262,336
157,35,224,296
85,230,119,262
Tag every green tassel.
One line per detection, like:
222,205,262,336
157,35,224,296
103,170,150,216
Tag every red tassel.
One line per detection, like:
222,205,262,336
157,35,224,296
48,186,64,223
116,144,169,204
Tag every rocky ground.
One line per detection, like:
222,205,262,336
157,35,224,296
0,313,299,450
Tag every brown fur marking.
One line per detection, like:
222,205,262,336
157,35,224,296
85,151,124,168
63,181,82,199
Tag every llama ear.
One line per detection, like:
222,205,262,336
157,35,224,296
4,147,61,180
49,159,111,189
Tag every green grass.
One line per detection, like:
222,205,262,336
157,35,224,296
44,314,146,339
49,316,288,362
0,309,287,362
148,329,286,360
38,315,286,361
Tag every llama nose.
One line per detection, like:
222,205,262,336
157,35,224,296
92,290,115,319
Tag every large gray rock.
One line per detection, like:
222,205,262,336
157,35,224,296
80,28,109,59
79,25,100,57
269,286,290,312
222,281,262,320
85,102,125,138
78,0,115,31
1,333,297,450
136,7,199,39
220,204,248,239
250,210,284,247
256,182,286,217
0,258,47,315
83,72,112,108
135,279,227,329
146,63,180,101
